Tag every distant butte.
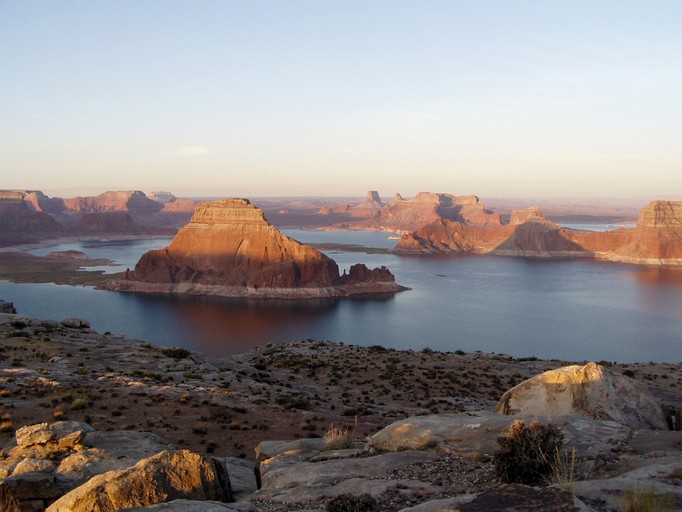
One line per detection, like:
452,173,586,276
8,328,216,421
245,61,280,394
107,198,407,298
394,199,682,266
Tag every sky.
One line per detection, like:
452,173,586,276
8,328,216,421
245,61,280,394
1,1,681,199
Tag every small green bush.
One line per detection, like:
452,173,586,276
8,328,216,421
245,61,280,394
326,493,378,512
494,419,564,485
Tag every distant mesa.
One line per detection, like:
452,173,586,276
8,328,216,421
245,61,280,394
394,199,682,265
606,200,682,265
0,190,62,243
0,189,193,245
63,190,163,214
147,191,177,203
108,198,407,298
322,191,502,232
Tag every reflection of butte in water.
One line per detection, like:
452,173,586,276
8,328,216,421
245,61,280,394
105,198,407,298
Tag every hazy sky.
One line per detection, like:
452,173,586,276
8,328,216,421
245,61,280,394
1,1,681,199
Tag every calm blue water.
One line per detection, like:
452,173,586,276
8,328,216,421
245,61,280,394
1,231,681,363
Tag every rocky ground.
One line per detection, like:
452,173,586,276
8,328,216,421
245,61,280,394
2,303,682,511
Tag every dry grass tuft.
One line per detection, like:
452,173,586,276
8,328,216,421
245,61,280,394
621,485,674,512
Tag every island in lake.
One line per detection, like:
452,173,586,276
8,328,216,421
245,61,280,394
105,198,407,298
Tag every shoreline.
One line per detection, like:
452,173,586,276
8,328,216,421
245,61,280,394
2,306,680,463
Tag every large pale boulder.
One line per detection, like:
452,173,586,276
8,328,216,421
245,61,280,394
46,450,232,512
494,362,667,429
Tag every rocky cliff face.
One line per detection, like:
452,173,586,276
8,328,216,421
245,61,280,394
606,201,682,265
63,191,163,214
0,192,62,245
395,200,682,265
357,192,502,232
112,199,405,298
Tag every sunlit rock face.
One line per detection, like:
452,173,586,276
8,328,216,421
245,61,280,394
607,201,682,264
395,200,682,265
115,199,404,297
130,199,340,289
377,192,502,232
509,207,547,225
494,362,667,430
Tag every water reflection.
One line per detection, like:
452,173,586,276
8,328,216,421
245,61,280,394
125,293,342,355
634,266,682,286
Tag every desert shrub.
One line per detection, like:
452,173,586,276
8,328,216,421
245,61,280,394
623,369,635,378
494,419,564,485
275,395,310,410
10,320,27,329
160,347,191,359
71,397,88,410
326,493,378,512
324,423,355,451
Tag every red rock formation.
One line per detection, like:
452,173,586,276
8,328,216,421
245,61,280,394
509,207,546,225
350,192,502,232
112,199,406,298
0,191,62,245
63,191,163,214
606,201,682,264
394,200,682,265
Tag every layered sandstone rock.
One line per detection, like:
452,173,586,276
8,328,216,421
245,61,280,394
509,207,546,225
46,450,232,512
606,201,682,265
0,192,62,244
111,199,405,298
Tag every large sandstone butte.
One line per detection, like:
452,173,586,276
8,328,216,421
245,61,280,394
605,200,682,264
110,198,406,298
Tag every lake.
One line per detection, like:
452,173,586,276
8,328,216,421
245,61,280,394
1,230,681,363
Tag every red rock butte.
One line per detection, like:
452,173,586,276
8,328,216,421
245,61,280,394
108,199,406,298
395,199,682,266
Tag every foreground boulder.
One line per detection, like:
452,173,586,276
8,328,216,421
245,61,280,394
494,362,667,430
46,450,232,512
0,421,175,511
109,198,406,298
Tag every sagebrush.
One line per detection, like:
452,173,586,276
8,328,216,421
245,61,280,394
494,419,564,485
